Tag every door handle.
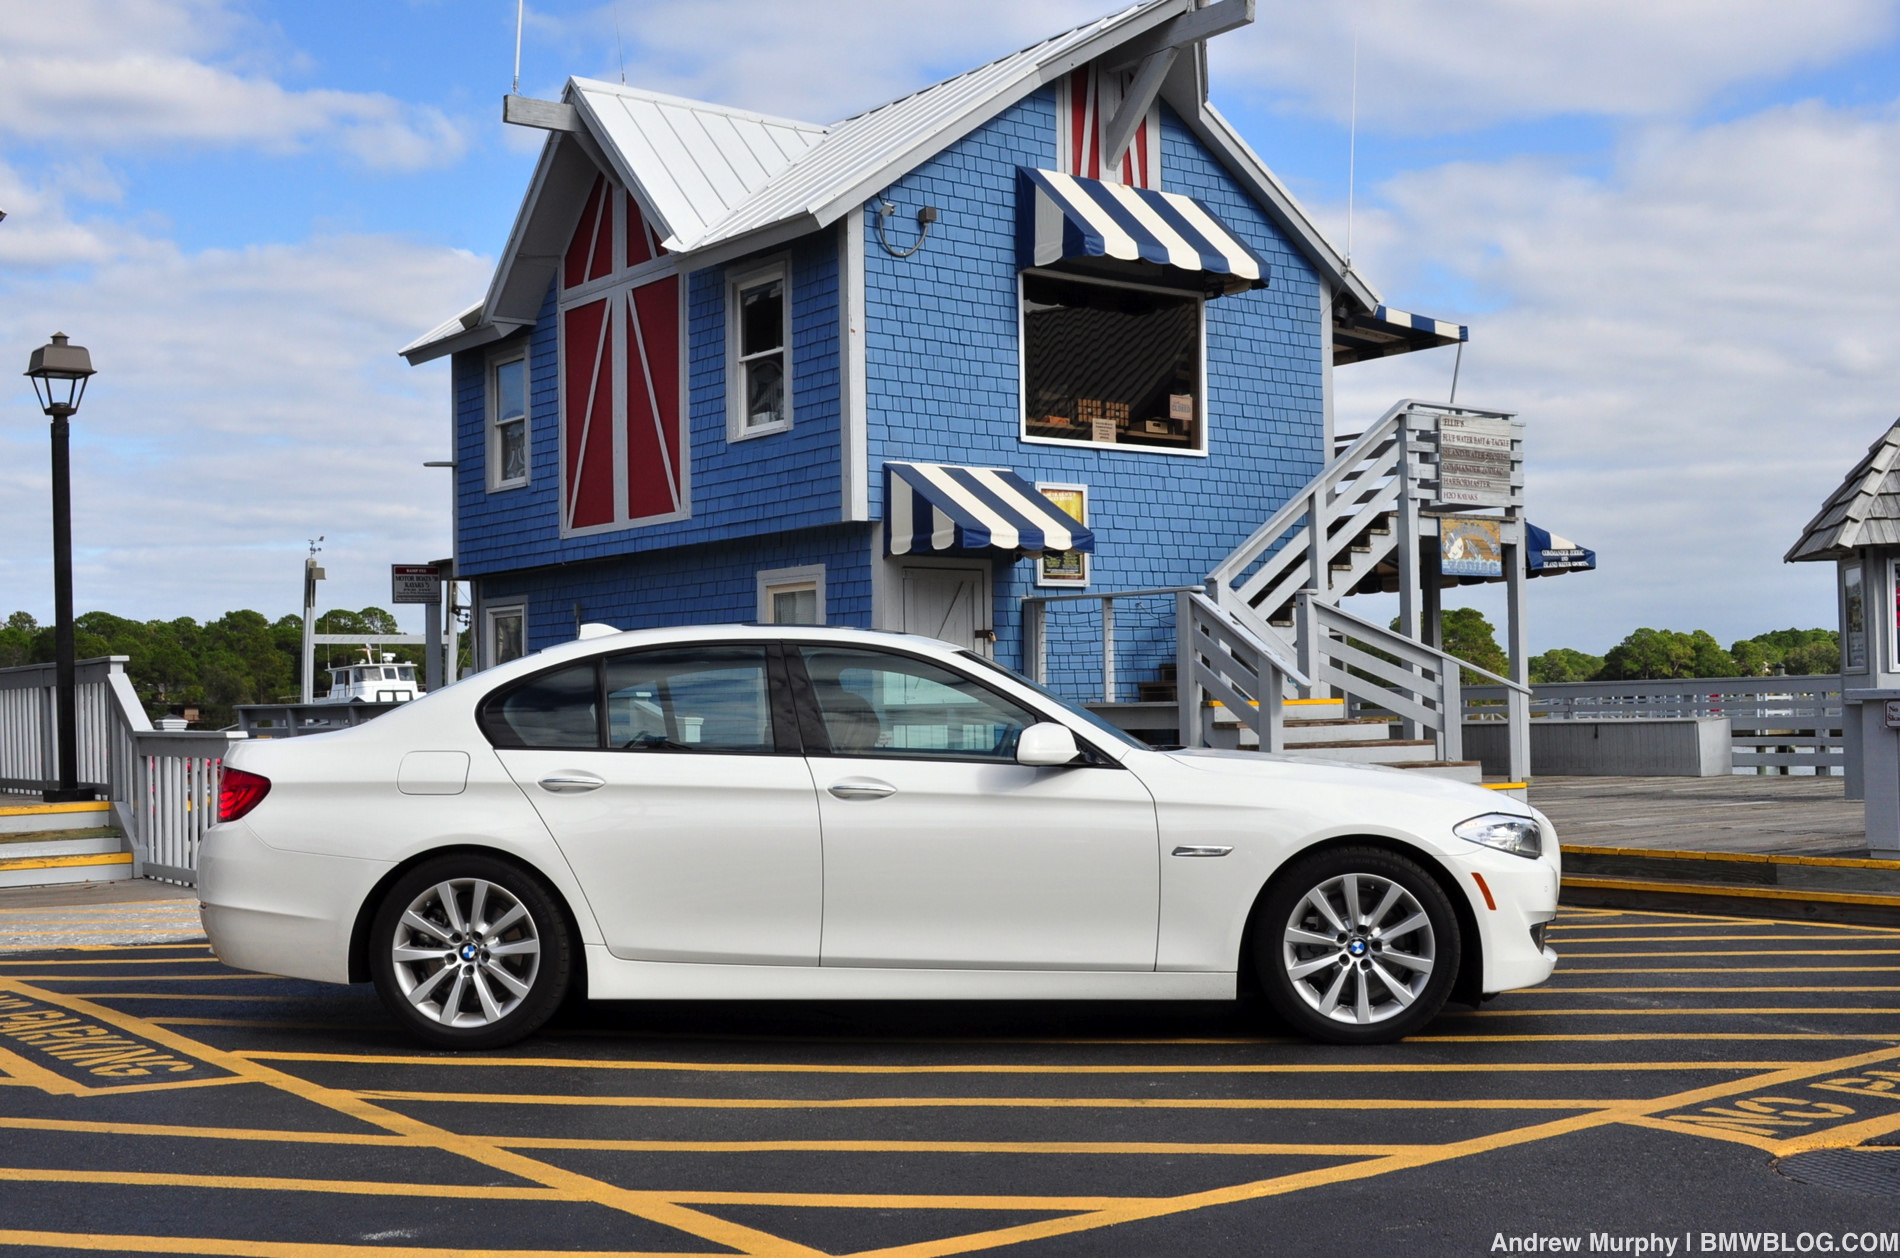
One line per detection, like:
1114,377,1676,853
828,779,896,801
538,772,605,793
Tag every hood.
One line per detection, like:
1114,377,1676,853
1159,747,1532,817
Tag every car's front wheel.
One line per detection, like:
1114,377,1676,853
369,855,572,1049
1255,846,1460,1045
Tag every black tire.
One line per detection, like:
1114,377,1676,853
369,854,572,1050
1253,845,1460,1045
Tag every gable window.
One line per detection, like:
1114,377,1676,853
489,354,529,490
728,262,791,439
758,564,825,625
1020,271,1204,454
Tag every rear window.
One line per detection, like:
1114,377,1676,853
480,662,600,749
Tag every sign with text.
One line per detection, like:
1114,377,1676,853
1439,516,1505,578
1435,414,1516,507
391,564,442,605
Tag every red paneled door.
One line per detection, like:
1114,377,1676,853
559,175,685,534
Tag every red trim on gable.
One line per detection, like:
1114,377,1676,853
562,297,616,529
624,274,682,521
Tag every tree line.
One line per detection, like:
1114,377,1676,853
0,608,430,728
1421,611,1839,684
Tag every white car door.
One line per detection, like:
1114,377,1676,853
491,643,823,965
792,644,1159,970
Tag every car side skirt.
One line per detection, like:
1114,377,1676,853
582,947,1237,1001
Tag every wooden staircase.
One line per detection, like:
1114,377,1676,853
0,800,134,888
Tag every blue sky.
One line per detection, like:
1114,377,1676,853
2,0,1898,654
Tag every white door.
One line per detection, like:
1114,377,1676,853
493,645,823,965
901,566,984,650
793,643,1159,970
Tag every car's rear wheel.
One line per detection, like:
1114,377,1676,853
1254,846,1460,1045
369,855,571,1049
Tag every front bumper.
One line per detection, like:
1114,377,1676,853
1454,841,1560,994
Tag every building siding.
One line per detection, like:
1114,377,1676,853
455,228,844,579
861,89,1325,696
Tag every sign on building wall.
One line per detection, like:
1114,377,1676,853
1435,415,1516,507
1037,484,1089,587
391,564,441,605
1438,517,1504,578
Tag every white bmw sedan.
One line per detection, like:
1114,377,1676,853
199,625,1559,1048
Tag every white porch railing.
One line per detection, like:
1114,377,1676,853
0,656,241,884
1464,675,1845,775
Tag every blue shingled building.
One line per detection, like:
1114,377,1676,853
400,0,1473,718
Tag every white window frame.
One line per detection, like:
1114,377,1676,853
727,258,793,442
485,603,527,670
1016,268,1210,458
1033,482,1090,588
487,349,531,492
757,564,826,625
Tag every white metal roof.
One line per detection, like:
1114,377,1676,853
1787,420,1900,561
401,0,1389,364
568,80,830,252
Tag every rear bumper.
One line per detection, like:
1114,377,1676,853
198,820,388,985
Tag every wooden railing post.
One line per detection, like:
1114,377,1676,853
1023,599,1047,685
1101,597,1116,704
1176,592,1200,749
1295,591,1320,700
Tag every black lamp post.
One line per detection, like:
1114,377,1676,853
25,333,96,803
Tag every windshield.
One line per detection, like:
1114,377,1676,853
956,651,1149,750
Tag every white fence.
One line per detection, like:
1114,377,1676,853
1462,675,1844,774
0,656,240,883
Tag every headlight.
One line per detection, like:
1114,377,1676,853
1454,812,1542,859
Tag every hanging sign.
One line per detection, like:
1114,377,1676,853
391,564,442,605
1439,517,1505,578
1435,415,1516,507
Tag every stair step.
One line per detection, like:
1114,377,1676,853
0,801,114,835
0,850,133,889
0,833,123,861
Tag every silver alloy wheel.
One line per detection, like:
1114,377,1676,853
389,878,541,1028
1280,871,1436,1025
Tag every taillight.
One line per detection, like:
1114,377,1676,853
218,768,271,823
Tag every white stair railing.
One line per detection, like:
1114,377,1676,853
1297,593,1529,762
1175,591,1309,753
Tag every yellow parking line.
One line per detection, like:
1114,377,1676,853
0,957,221,966
11,974,287,983
1524,986,1900,994
1558,966,1900,974
1559,950,1900,958
239,1051,1817,1076
493,1137,1421,1157
1545,934,1900,943
0,1233,677,1258
1453,1006,1900,1017
360,1090,1650,1112
0,1116,414,1147
0,1165,571,1201
0,979,829,1258
1411,1033,1898,1043
65,994,317,1002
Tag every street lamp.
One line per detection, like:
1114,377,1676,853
25,333,96,802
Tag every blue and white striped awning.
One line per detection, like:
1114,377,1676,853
1016,168,1269,290
1528,522,1596,578
886,462,1096,556
1374,306,1468,343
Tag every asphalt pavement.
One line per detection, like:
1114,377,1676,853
0,906,1898,1256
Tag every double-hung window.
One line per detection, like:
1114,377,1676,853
490,355,529,489
729,262,790,438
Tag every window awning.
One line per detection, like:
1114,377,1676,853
886,462,1095,557
1016,168,1269,291
1528,522,1596,578
1333,305,1468,365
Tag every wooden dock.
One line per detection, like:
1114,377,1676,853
1530,774,1866,857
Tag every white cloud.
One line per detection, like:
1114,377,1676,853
0,198,490,624
0,0,465,170
543,0,1110,123
1331,99,1900,651
1219,0,1898,132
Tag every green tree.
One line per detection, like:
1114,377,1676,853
1529,647,1604,683
1599,628,1736,680
1387,606,1511,685
1782,638,1842,674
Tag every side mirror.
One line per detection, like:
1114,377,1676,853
1016,721,1081,767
